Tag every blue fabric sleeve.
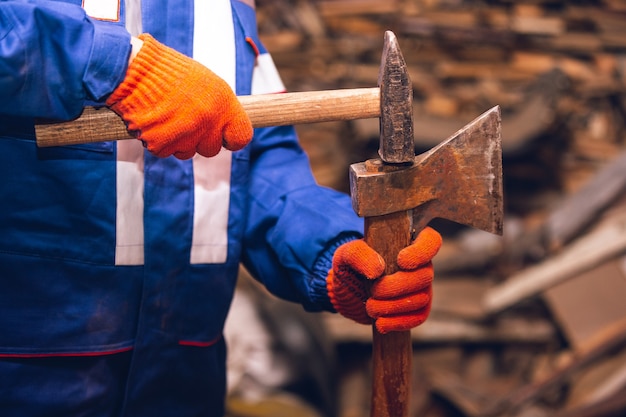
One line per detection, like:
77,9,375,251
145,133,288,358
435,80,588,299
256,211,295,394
0,1,131,120
242,124,363,312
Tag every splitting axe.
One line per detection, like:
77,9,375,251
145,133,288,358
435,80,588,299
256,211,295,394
35,31,503,417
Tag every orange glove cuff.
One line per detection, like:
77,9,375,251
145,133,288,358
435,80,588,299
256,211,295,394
326,270,371,325
106,34,252,159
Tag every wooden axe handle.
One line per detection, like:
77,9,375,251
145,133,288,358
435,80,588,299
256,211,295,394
35,87,380,147
365,211,414,417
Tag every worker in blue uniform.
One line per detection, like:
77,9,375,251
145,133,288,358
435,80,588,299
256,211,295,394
0,1,442,416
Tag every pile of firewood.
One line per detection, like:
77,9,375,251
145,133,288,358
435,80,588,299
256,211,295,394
243,1,626,417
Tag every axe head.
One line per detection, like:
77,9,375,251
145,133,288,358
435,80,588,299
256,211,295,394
350,106,504,236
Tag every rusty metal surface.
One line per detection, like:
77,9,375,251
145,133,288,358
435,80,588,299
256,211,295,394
350,105,503,236
377,31,414,164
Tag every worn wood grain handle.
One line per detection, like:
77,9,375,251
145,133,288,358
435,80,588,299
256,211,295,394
35,87,380,147
365,212,414,417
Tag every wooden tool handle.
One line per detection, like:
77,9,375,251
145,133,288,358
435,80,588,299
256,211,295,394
35,87,380,147
241,87,380,127
365,211,414,417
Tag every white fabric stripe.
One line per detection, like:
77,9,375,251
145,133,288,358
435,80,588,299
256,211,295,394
124,0,143,36
189,151,232,264
189,0,236,264
115,0,145,266
115,139,146,265
251,53,286,95
194,0,236,90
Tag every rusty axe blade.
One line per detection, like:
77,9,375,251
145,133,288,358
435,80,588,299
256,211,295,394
350,105,504,237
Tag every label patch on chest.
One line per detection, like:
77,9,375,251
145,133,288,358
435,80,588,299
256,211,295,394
82,0,121,22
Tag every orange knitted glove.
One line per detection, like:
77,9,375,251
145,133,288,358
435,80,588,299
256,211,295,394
106,34,253,160
327,227,442,334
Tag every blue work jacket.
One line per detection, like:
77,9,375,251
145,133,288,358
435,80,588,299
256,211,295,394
0,1,363,415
